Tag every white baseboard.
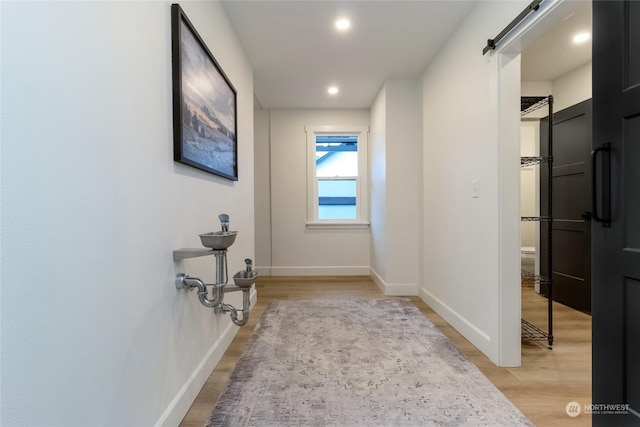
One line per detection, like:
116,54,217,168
256,266,272,276
269,266,370,276
370,268,418,296
156,288,258,427
417,286,494,360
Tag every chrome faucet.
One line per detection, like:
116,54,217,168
219,213,230,232
245,258,253,273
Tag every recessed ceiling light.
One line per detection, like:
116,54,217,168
335,19,350,31
328,86,339,95
573,32,590,44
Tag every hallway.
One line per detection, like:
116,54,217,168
181,277,592,426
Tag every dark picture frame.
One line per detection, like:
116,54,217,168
171,4,238,180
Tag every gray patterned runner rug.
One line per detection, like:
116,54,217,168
206,299,533,426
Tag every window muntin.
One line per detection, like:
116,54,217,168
318,178,357,220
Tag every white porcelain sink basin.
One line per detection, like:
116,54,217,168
199,231,237,250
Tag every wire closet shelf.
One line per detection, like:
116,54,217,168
520,95,554,349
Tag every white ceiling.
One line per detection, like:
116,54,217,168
221,0,592,110
222,0,476,109
521,1,592,81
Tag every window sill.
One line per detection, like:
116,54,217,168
306,221,370,230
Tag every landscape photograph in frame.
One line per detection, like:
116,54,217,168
171,4,238,180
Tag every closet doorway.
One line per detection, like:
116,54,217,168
520,0,593,315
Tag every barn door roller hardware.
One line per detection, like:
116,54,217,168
482,0,543,55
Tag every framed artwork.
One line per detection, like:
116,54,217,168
171,4,238,180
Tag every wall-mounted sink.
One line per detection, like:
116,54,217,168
175,215,253,327
233,270,259,288
199,231,237,250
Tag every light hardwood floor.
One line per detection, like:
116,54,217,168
180,276,592,426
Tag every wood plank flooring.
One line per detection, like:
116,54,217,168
180,276,592,427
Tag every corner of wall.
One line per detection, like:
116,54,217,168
254,107,272,272
370,267,418,296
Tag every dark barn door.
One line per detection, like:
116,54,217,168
540,100,592,314
592,1,640,425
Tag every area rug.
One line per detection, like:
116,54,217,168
206,299,533,426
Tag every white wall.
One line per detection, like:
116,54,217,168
0,2,254,425
254,106,271,271
419,0,530,365
522,80,553,97
370,87,388,281
257,109,370,275
552,61,592,112
386,81,422,292
370,80,422,295
522,61,592,114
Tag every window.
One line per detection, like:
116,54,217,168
306,125,369,227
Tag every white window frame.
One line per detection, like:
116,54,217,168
305,125,370,228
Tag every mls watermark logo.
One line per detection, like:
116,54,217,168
566,401,631,417
565,401,581,417
584,403,630,415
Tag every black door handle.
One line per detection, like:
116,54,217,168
592,142,611,227
581,211,592,220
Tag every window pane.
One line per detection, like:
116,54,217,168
316,136,358,178
318,179,356,220
319,205,356,220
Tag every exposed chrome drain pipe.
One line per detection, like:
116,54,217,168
215,286,251,326
173,214,258,326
